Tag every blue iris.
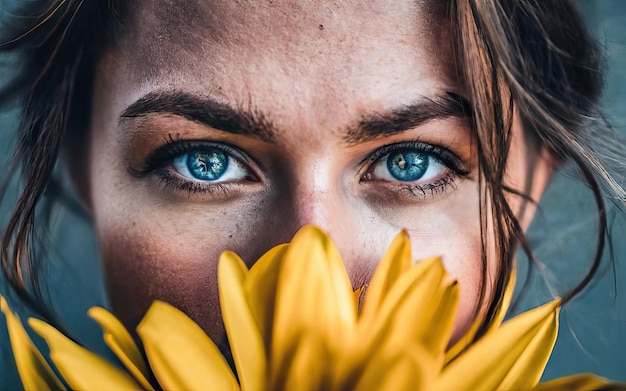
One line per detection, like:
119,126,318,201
386,150,428,181
187,150,228,180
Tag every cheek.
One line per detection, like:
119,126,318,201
99,218,228,348
394,181,498,341
443,236,490,343
94,195,287,350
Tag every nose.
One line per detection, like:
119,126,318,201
267,173,381,290
290,187,343,238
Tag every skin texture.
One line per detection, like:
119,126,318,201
85,0,552,353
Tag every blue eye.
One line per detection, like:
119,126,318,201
372,148,448,182
187,150,227,180
172,148,249,182
386,150,428,181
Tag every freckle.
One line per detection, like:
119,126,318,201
229,234,233,239
319,24,324,30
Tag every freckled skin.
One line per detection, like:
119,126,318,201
86,0,552,353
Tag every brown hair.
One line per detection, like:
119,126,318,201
449,0,624,338
1,0,624,342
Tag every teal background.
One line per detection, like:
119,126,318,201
0,1,625,387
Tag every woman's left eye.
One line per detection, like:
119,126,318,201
370,148,448,183
172,149,249,182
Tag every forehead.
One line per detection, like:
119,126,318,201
126,1,439,51
114,0,448,76
102,0,456,134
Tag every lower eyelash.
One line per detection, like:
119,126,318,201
396,174,458,200
153,168,234,198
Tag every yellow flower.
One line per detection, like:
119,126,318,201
0,297,65,391
1,225,620,390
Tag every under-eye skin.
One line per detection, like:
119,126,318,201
130,138,258,198
361,141,470,199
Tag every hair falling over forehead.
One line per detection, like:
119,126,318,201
0,0,624,343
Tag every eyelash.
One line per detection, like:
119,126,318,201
359,141,470,199
131,136,256,198
133,137,469,200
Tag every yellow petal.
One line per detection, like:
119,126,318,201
219,251,266,391
436,299,560,390
355,288,455,390
373,256,443,321
445,263,517,365
1,297,65,391
534,374,624,390
244,243,288,348
398,280,459,358
271,226,356,384
88,306,154,390
353,344,434,391
28,318,139,390
279,330,330,390
370,282,458,378
365,257,456,359
443,311,482,366
359,230,411,322
366,276,459,367
335,258,457,390
136,300,239,390
491,263,517,329
384,261,458,358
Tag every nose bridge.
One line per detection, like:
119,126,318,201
291,170,339,231
280,151,354,243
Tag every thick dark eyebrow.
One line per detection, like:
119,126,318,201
344,92,473,144
120,91,278,143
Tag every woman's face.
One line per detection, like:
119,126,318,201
86,1,551,349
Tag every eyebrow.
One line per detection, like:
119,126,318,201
343,92,473,144
120,91,278,143
120,90,472,144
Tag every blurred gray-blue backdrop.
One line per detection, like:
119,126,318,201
0,1,625,388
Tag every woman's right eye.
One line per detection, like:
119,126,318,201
171,149,250,183
132,139,261,198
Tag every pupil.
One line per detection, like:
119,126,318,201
387,150,428,181
187,150,228,180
